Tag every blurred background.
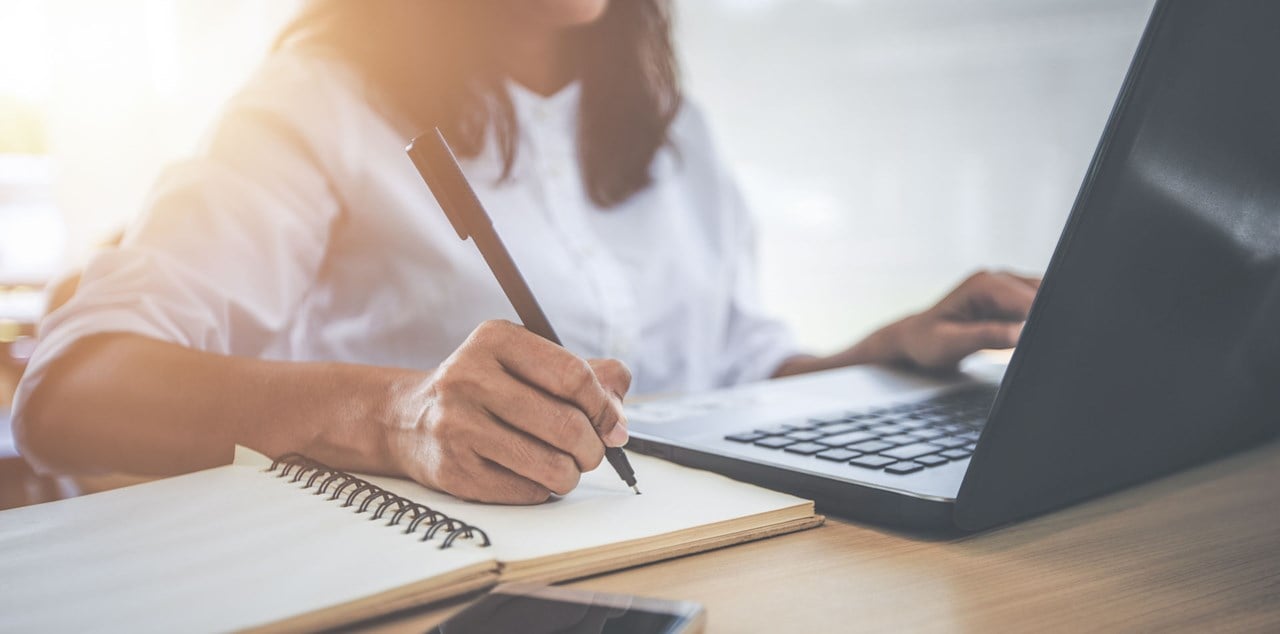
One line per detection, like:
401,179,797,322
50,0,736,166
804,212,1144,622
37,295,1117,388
0,0,1155,355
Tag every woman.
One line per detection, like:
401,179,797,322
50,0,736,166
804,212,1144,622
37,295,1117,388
13,0,1038,504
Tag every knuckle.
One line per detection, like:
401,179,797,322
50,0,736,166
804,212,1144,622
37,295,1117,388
582,443,605,471
468,319,512,347
476,319,508,336
547,454,581,496
502,475,549,504
598,359,633,393
522,485,552,505
559,356,596,393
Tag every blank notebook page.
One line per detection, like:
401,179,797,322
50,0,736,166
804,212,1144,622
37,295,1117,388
0,464,495,633
351,451,815,575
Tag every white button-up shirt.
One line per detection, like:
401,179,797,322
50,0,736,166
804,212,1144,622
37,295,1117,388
15,51,799,416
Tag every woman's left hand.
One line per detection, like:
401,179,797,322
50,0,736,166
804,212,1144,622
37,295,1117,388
775,270,1042,378
888,270,1041,371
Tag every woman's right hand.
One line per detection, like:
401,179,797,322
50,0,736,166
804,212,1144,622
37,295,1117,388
387,320,632,504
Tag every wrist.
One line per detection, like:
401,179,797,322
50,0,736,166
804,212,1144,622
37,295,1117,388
773,316,918,378
846,317,914,367
291,363,427,476
370,368,435,476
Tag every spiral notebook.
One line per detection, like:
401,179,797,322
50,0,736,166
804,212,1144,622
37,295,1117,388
0,447,820,632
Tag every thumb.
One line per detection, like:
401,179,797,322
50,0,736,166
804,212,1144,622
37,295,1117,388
934,321,1023,366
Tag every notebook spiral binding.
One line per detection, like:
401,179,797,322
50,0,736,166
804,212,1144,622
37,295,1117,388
267,453,491,549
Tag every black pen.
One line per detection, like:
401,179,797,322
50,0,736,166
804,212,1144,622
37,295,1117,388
407,127,640,495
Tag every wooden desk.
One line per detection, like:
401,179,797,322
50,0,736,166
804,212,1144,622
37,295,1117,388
363,441,1280,632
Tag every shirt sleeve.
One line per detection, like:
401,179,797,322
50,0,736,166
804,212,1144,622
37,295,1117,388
12,52,359,433
714,180,804,387
702,127,803,387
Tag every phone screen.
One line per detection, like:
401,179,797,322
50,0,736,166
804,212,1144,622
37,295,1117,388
433,593,693,634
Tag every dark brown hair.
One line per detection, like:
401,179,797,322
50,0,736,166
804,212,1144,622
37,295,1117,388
275,1,681,208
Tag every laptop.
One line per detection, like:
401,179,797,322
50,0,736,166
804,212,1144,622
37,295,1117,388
625,0,1280,531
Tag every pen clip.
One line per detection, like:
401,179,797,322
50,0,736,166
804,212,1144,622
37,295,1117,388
406,128,472,241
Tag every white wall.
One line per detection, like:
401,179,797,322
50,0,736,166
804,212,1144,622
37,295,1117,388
677,0,1155,349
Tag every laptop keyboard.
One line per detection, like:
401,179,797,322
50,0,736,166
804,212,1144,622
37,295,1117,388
723,385,997,475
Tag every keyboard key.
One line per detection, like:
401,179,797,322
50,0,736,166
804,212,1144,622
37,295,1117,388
849,455,895,468
817,431,877,447
867,425,907,436
848,440,894,454
785,430,824,442
884,461,925,475
897,419,932,430
754,424,794,435
881,443,944,460
808,415,846,426
933,437,969,449
815,448,861,462
916,454,949,467
783,442,827,455
906,429,945,440
783,421,819,431
880,434,919,446
724,432,766,443
817,422,862,435
940,448,973,460
753,437,795,449
956,431,981,442
964,443,978,451
810,420,849,428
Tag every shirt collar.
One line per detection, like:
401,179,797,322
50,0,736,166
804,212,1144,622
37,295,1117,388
506,79,581,127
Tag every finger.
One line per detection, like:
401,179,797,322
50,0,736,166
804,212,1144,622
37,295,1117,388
588,358,632,399
1004,271,1043,289
962,272,1038,321
937,321,1023,363
444,453,552,505
478,372,605,471
478,323,624,446
470,415,582,496
587,359,632,446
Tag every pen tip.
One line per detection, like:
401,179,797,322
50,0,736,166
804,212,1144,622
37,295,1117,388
631,486,642,495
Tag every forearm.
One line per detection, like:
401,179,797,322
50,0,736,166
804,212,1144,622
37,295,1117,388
773,320,909,378
16,333,425,477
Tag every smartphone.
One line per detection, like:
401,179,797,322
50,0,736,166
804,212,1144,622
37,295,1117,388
432,583,705,634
